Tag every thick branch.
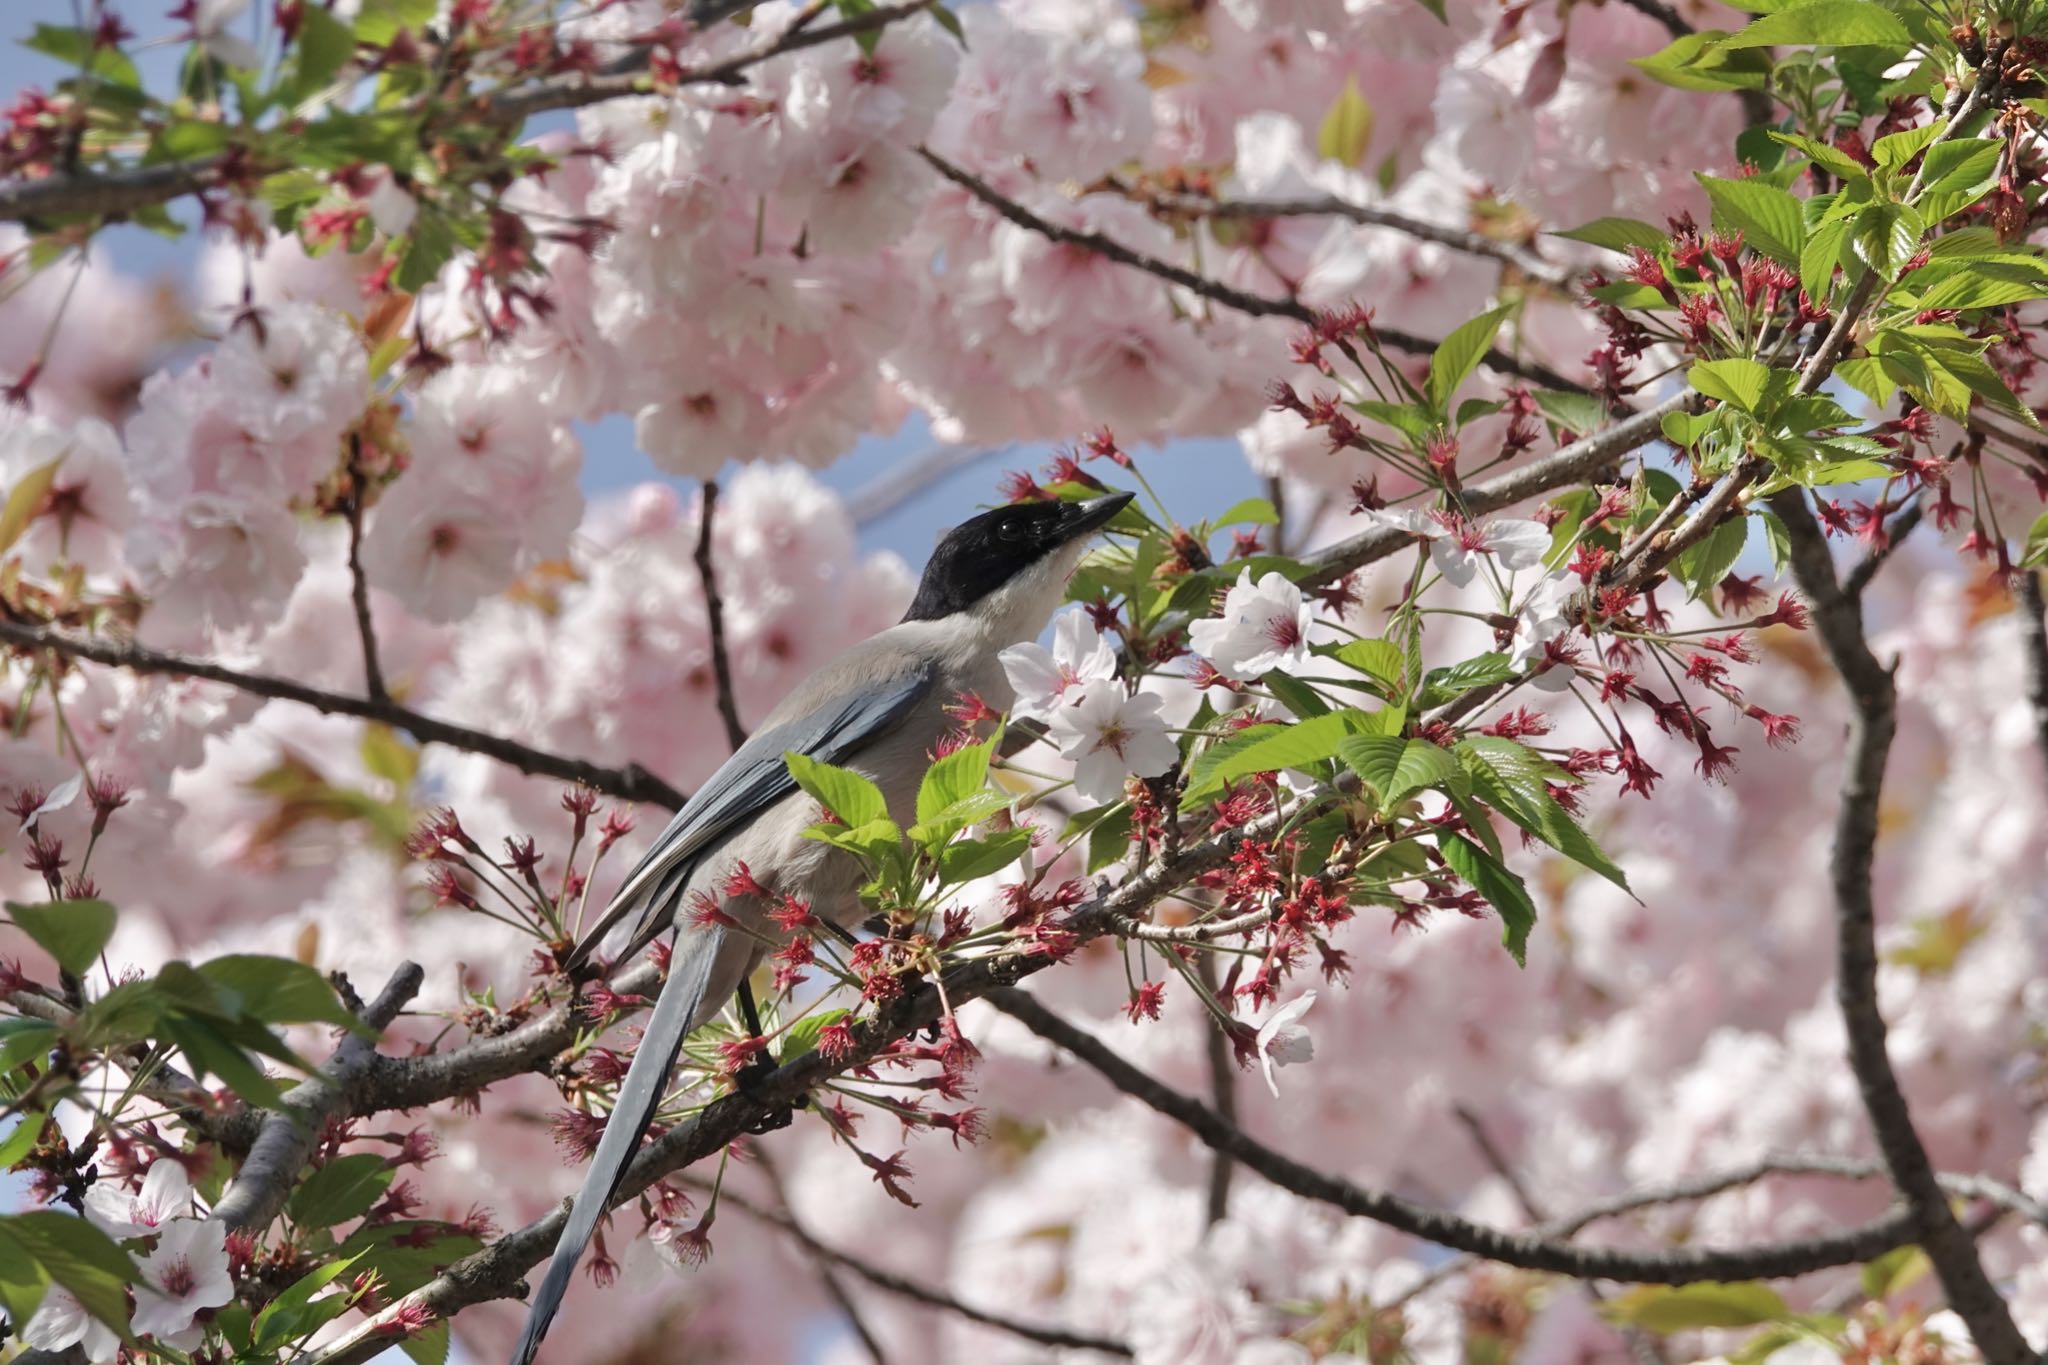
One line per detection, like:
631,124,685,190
693,481,748,753
1842,499,1925,601
918,149,1588,396
1768,489,2034,1365
986,990,1917,1284
209,964,424,1233
0,618,685,810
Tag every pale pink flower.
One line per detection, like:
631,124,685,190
1257,991,1317,1097
1188,570,1314,682
131,1219,234,1340
1046,681,1178,803
21,1286,121,1362
84,1159,194,1240
127,493,308,640
999,610,1117,723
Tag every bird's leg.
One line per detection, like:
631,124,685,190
733,978,798,1135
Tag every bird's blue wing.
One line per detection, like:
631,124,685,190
567,661,936,969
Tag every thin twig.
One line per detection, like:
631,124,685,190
984,990,1918,1284
918,148,1589,396
343,441,388,706
209,964,425,1234
2015,572,2048,775
1842,499,1925,601
749,1149,888,1365
1141,189,1573,289
0,618,686,809
700,1177,1132,1356
1198,953,1236,1226
1768,489,2034,1365
693,481,747,752
0,3,931,225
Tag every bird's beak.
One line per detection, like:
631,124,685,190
1060,491,1136,542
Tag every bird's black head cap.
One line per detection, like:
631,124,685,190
902,492,1134,622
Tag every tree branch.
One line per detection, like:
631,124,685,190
0,3,932,226
985,990,1918,1284
700,1176,1133,1357
209,964,425,1233
917,148,1588,396
1842,499,1925,601
746,1149,887,1365
2013,572,2048,775
1133,188,1574,289
0,618,686,810
1767,489,2034,1365
342,442,389,707
692,481,748,753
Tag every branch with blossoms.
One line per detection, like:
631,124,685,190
14,0,2048,1362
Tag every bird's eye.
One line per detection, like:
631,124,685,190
998,518,1024,541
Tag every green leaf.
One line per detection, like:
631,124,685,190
353,0,439,45
1352,399,1433,445
23,24,142,89
1718,0,1910,48
0,457,62,557
1408,0,1447,21
1628,30,1772,91
1770,131,1869,181
1872,119,1943,171
1438,833,1537,966
1688,357,1772,414
288,1153,396,1230
1550,217,1667,255
1426,304,1517,414
784,752,888,827
252,1254,364,1350
930,4,967,44
1604,1282,1792,1334
1339,736,1463,810
1697,174,1804,265
1676,515,1748,601
1850,200,1923,278
1326,638,1408,693
1911,264,2048,312
1418,653,1518,708
277,4,357,107
401,1320,452,1365
198,955,360,1029
780,1008,851,1063
1799,215,1848,302
1262,668,1332,720
1530,388,1607,437
0,1110,48,1168
1087,804,1135,874
1317,77,1374,166
394,212,455,294
2023,510,2048,569
916,737,995,828
936,829,1034,884
1186,710,1390,800
1916,140,2002,218
3,1211,140,1334
1458,740,1629,892
1213,497,1280,527
6,899,116,975
162,1015,289,1108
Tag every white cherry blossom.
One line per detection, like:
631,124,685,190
1187,569,1314,682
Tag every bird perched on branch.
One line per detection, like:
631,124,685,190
511,490,1134,1364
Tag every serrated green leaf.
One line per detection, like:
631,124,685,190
1438,833,1536,966
1628,30,1772,91
0,1110,48,1168
1688,357,1773,414
163,1015,289,1108
6,899,116,976
1698,174,1804,265
1530,388,1607,436
1718,0,1909,48
936,829,1034,884
1352,399,1433,445
781,1008,851,1063
916,737,996,828
1426,304,1517,415
1770,130,1869,181
1850,200,1923,278
198,954,361,1029
1676,514,1748,601
1872,119,1944,170
1910,263,2048,312
1800,215,1848,302
1186,710,1391,800
785,752,888,827
394,211,455,294
1550,217,1668,255
4,1211,141,1334
253,1253,365,1350
401,1319,452,1365
1339,736,1463,810
1325,638,1407,692
1419,653,1518,708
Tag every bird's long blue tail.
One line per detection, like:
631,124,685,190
509,927,723,1365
